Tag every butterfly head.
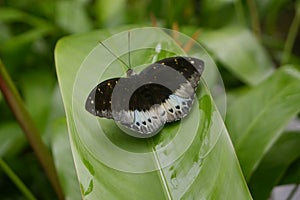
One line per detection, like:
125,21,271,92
126,69,136,77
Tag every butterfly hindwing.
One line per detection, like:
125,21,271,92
138,56,204,122
109,80,171,134
129,83,172,111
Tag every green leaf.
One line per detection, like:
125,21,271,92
0,7,52,27
55,0,92,33
280,157,300,185
50,118,82,200
200,0,241,28
226,65,300,180
1,27,54,53
55,27,252,199
248,131,300,200
45,86,81,200
94,0,126,27
198,26,275,85
0,7,55,45
256,0,291,32
0,8,55,68
0,123,26,157
20,71,55,133
0,158,37,200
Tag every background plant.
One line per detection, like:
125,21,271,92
0,0,299,199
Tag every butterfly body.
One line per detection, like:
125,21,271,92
85,56,204,138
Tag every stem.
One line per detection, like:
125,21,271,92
247,0,261,38
235,0,246,26
282,4,300,65
183,29,201,52
0,158,37,200
0,59,64,200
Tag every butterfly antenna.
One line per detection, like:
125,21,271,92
98,41,131,71
128,30,132,69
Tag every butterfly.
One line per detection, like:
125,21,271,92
85,56,204,138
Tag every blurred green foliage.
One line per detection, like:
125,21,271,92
0,0,300,199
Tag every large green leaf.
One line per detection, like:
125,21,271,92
45,86,81,200
248,131,300,200
55,27,252,199
226,65,300,180
280,157,300,185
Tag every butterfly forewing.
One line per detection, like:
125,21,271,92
138,56,204,122
85,78,120,119
155,56,204,88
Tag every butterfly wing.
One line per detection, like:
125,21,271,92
85,78,120,119
108,76,170,135
85,56,204,136
155,56,204,88
138,56,204,122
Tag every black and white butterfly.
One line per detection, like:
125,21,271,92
85,55,204,138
